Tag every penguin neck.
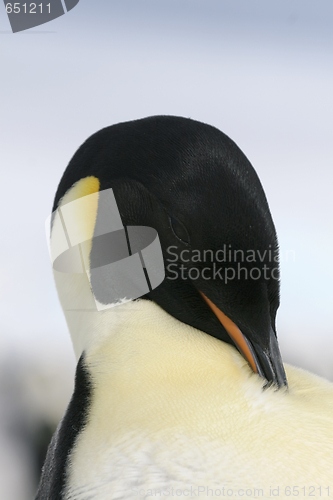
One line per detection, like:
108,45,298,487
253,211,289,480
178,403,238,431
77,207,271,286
63,299,249,386
61,299,271,447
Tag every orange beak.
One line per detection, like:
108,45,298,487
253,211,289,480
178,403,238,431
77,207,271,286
199,290,258,374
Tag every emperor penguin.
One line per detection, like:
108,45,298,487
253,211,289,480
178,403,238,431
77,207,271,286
36,116,333,500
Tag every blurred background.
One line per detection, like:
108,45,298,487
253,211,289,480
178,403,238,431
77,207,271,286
1,0,332,498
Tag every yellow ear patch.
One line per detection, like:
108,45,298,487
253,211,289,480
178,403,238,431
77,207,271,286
60,175,100,202
58,176,100,246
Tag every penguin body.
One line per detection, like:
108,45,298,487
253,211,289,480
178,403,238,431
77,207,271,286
36,117,333,499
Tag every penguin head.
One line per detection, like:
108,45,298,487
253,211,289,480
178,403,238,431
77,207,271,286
51,115,287,387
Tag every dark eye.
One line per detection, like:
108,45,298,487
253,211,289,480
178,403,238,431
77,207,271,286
169,215,190,246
